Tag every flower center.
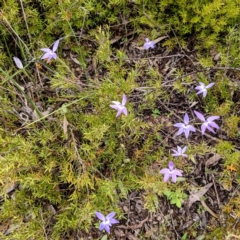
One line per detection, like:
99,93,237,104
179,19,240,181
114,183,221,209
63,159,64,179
103,218,110,225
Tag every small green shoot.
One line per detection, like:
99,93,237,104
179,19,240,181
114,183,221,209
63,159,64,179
163,189,187,208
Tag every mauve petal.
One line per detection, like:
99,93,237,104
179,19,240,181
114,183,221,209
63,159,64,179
184,129,190,138
171,174,177,183
177,146,181,152
143,43,150,50
160,168,169,174
168,161,174,170
110,104,120,110
107,212,116,219
122,94,127,105
40,48,51,53
199,82,205,86
176,127,184,136
195,86,202,90
163,173,170,182
194,110,205,121
52,39,60,52
174,123,185,127
172,150,179,156
208,122,219,129
207,116,219,121
206,82,214,88
116,109,123,117
172,149,178,154
99,222,105,231
201,124,207,134
145,38,150,42
184,113,189,124
182,154,188,158
122,107,128,116
196,90,204,95
105,224,110,234
112,101,121,105
110,218,119,224
172,153,180,157
13,57,23,69
182,146,187,153
206,125,215,133
149,42,155,49
173,170,182,176
95,212,105,221
188,125,196,132
203,90,207,98
52,53,57,60
41,53,50,60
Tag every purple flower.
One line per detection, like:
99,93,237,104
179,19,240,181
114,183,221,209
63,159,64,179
143,38,155,50
110,94,128,117
160,161,182,183
40,39,60,62
174,113,196,139
172,146,188,158
95,212,119,234
195,82,215,98
13,57,23,69
194,110,220,134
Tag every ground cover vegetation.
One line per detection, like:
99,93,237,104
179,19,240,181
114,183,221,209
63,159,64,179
0,0,240,239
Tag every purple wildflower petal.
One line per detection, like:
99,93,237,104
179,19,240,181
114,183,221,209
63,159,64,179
99,222,105,231
201,124,207,134
95,212,105,221
184,113,189,124
188,125,196,132
206,82,215,89
173,170,182,176
163,173,170,182
206,125,215,133
107,212,116,219
174,123,185,128
203,90,207,98
52,39,60,52
182,146,187,153
122,94,127,105
110,219,119,224
116,109,123,117
41,53,51,60
160,168,169,174
168,161,174,170
172,174,177,183
172,150,179,156
52,53,57,60
122,107,128,116
40,48,51,53
110,104,120,110
176,127,184,136
13,57,23,69
194,110,206,121
184,129,190,138
207,116,220,121
104,224,110,234
208,122,219,129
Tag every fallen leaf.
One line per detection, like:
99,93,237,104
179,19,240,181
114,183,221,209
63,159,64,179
188,183,213,209
206,154,222,167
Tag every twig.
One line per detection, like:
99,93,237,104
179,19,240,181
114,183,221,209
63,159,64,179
200,198,218,219
211,174,221,207
19,0,32,42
